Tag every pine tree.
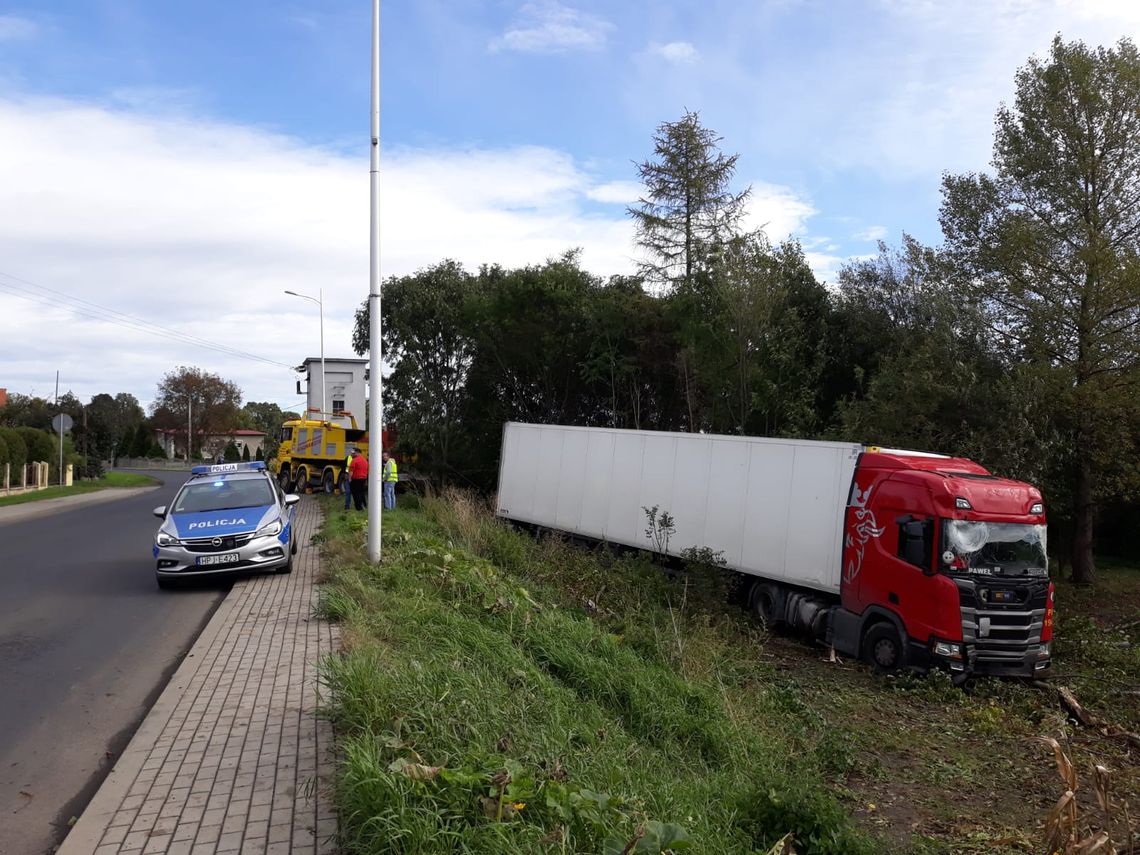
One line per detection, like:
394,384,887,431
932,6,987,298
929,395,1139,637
629,110,750,292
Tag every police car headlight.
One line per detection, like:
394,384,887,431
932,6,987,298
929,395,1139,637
156,532,180,547
256,519,283,538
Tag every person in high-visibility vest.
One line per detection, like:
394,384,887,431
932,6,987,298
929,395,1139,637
381,450,398,510
342,449,353,510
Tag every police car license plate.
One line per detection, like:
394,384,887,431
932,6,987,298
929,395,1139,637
197,553,239,566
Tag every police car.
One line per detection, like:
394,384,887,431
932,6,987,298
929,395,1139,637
152,461,300,589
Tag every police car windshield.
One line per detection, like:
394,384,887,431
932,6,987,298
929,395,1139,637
173,479,276,514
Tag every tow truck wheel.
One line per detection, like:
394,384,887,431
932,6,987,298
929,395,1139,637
863,623,906,674
293,466,307,494
322,469,335,494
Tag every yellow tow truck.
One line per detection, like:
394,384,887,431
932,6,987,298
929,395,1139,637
274,409,369,494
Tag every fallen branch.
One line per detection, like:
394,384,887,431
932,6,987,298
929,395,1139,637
1038,683,1140,751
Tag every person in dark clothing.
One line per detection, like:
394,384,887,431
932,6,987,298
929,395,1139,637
348,448,369,511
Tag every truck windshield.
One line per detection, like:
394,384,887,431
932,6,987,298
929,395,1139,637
941,520,1048,577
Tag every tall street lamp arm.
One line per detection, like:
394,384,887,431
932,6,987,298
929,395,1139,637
284,289,326,419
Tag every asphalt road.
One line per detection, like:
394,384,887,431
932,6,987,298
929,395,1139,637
0,470,228,855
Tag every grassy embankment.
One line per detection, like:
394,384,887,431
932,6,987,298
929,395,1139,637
315,492,1139,855
0,470,158,508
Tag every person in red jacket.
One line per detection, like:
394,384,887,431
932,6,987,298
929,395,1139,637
348,448,369,511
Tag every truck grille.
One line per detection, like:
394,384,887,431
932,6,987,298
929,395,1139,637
183,533,254,553
955,579,1048,668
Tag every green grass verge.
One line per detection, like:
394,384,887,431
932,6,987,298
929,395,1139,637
317,495,876,855
0,470,158,507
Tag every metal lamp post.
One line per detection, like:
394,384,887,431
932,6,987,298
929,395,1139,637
284,289,325,416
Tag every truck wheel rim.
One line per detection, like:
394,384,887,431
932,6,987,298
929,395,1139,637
874,638,898,668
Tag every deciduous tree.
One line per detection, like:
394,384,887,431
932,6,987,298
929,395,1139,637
940,36,1140,582
151,367,242,461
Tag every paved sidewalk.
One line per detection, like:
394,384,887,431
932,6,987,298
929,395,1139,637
58,497,340,855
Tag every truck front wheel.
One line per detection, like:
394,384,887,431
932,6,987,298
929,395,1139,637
293,466,308,494
863,623,906,674
322,468,336,494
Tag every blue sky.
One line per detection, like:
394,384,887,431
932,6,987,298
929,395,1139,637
1,1,1139,410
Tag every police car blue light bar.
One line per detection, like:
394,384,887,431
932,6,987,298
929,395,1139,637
190,461,268,475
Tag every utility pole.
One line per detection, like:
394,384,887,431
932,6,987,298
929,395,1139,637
55,370,62,486
187,394,193,462
367,0,383,563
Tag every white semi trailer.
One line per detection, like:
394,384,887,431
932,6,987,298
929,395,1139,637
496,422,860,595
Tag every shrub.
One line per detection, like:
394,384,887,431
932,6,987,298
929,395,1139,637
223,440,241,462
241,444,251,461
0,427,26,471
16,427,54,464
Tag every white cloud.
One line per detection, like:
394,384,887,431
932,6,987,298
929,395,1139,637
0,97,637,409
0,14,37,41
854,225,887,241
646,41,698,64
740,181,818,242
586,180,642,204
490,1,613,53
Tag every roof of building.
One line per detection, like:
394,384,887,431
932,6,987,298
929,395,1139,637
301,357,368,365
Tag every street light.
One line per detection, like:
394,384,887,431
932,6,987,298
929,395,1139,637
284,289,325,418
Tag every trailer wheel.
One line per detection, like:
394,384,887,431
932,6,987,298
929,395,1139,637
863,623,906,674
322,468,335,494
293,466,308,494
750,582,784,630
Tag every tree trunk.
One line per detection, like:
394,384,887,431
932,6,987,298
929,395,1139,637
1070,453,1096,584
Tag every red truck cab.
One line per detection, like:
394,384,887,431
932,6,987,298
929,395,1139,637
837,449,1053,678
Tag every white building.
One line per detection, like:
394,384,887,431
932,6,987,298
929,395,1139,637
300,357,368,427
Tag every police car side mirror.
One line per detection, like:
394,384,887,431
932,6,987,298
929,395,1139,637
153,505,167,518
284,495,300,507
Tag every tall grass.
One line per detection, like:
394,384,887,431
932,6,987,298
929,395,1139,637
318,495,875,855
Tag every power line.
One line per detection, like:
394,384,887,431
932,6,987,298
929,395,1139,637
0,269,298,371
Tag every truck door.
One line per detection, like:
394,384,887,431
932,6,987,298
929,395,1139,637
844,477,952,645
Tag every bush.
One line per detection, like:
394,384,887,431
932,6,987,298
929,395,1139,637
16,427,54,464
223,440,241,462
0,427,26,471
241,444,251,461
80,458,106,479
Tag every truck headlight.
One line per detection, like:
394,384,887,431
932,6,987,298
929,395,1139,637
1036,642,1050,658
932,641,963,660
257,519,283,538
156,532,180,547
